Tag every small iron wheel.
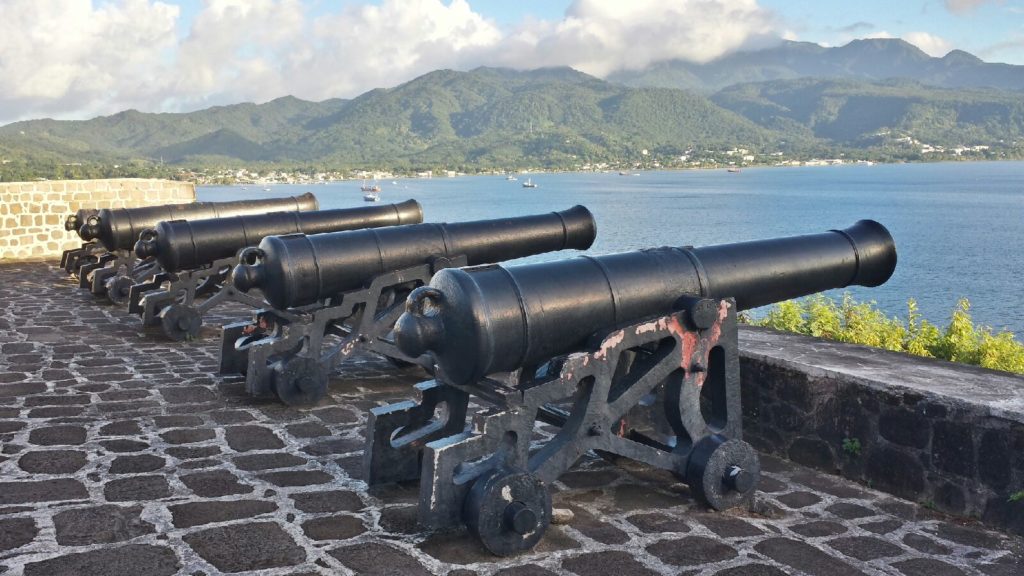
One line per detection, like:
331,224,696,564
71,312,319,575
463,466,551,556
159,304,202,342
105,276,135,305
273,356,328,406
683,434,760,511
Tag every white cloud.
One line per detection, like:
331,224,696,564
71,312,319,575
0,0,783,124
0,0,180,122
903,31,954,56
287,0,504,101
494,0,779,76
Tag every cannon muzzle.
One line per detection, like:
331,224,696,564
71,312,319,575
133,200,423,272
395,220,897,385
84,192,319,251
232,205,597,310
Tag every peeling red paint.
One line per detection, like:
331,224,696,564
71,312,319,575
595,329,625,360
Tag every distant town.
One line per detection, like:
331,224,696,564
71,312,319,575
179,140,1015,186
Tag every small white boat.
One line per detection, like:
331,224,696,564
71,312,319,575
506,174,518,181
521,178,538,189
363,192,380,202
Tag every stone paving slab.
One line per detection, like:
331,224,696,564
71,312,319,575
0,261,1022,576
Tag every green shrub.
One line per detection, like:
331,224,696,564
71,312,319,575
842,437,862,457
746,294,1024,375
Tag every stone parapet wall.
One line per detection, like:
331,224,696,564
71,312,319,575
740,325,1024,537
0,178,195,261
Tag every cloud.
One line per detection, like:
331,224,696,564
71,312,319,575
978,37,1024,59
286,0,504,102
493,0,779,76
0,0,180,122
944,0,1003,14
837,21,875,34
0,0,782,124
903,31,954,56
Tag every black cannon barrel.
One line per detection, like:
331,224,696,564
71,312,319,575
232,205,597,310
134,200,424,273
65,209,98,235
395,220,897,385
79,192,319,251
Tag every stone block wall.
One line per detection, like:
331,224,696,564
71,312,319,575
739,326,1024,537
0,179,195,261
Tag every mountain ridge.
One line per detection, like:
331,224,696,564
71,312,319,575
1,40,1022,171
609,38,1024,92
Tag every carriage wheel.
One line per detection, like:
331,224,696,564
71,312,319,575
463,466,551,556
160,304,202,342
683,434,759,511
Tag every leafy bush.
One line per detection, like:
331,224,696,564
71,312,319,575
744,295,1024,374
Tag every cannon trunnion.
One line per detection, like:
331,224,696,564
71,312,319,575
366,221,897,556
219,206,597,406
124,200,425,341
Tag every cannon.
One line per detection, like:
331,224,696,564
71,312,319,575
219,206,597,406
59,209,104,274
365,220,897,555
127,200,424,341
74,193,319,302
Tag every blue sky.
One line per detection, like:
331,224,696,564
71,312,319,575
2,0,1022,124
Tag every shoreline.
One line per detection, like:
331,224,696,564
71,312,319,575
198,157,1024,187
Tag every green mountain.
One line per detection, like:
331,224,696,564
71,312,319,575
712,78,1024,144
1,64,1023,172
0,67,775,168
609,39,1024,93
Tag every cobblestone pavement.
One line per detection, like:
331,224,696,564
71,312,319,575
1,261,1022,576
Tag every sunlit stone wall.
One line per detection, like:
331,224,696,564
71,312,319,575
0,179,195,261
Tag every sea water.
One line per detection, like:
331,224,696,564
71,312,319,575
199,161,1024,335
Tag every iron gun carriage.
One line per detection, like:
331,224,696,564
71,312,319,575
60,209,102,275
74,192,319,302
219,206,597,406
366,220,897,556
128,200,424,341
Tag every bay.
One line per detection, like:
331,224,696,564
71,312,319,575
198,160,1024,335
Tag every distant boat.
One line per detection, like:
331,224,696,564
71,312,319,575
363,192,380,202
727,168,741,173
522,178,538,188
360,182,381,193
262,187,271,191
506,174,518,181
